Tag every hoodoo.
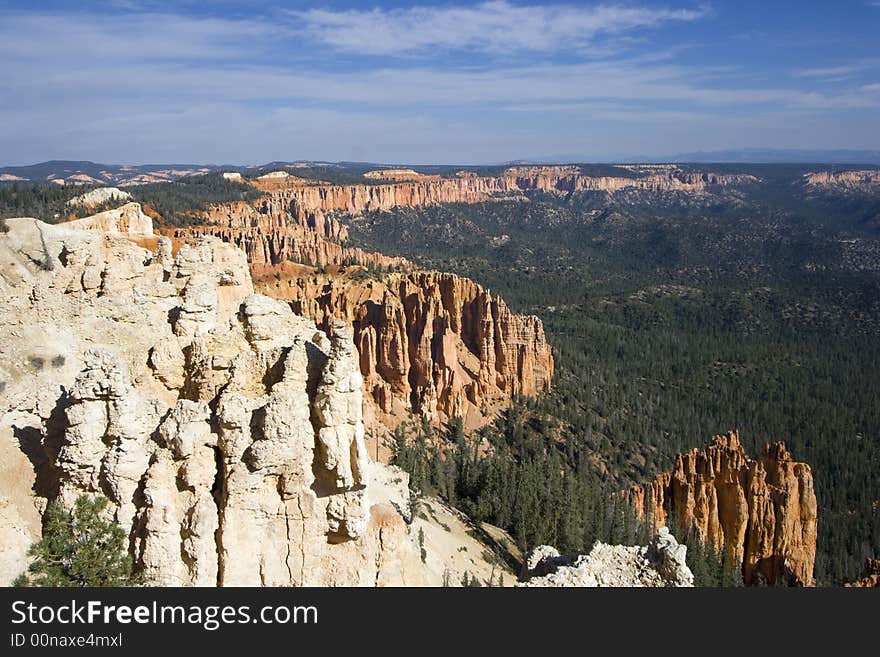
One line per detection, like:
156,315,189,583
629,432,818,586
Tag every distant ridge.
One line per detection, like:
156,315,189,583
3,154,879,187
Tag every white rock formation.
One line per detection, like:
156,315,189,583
63,202,153,236
66,187,132,208
519,528,694,587
0,215,426,586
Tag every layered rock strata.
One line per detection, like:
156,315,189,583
804,170,880,191
181,166,757,269
171,200,408,270
258,270,554,428
249,165,758,211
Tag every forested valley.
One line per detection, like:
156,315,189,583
349,187,880,585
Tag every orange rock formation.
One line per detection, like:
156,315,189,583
246,165,758,216
255,268,554,430
804,169,880,192
630,431,817,586
169,200,409,270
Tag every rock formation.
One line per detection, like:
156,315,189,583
246,165,758,214
364,169,440,182
0,214,428,586
64,202,154,236
171,204,408,271
804,170,880,192
519,527,694,587
629,431,817,586
258,269,554,429
174,174,555,431
66,187,132,209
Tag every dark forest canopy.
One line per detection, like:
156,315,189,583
348,187,880,585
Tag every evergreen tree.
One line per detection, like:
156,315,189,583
15,496,137,587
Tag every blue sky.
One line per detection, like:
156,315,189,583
1,0,878,164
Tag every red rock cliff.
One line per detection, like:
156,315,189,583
630,431,817,586
255,268,554,430
178,165,755,268
169,200,409,270
249,165,758,217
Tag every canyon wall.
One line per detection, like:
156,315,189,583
629,431,817,586
249,165,759,217
180,165,757,270
256,269,554,430
171,200,408,270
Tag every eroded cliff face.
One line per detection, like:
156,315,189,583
171,200,408,270
172,165,744,427
248,165,758,216
173,170,559,432
255,269,554,430
498,166,758,195
0,216,426,586
178,165,757,272
629,431,817,586
804,170,880,192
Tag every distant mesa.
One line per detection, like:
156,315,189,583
221,172,243,181
65,173,103,185
364,168,438,182
0,173,28,182
804,169,880,192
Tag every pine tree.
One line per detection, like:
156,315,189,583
15,495,137,587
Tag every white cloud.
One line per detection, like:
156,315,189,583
290,1,708,56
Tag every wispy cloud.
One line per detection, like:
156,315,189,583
795,59,880,79
0,3,877,163
0,9,280,61
289,1,708,56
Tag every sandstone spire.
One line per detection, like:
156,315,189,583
629,431,818,586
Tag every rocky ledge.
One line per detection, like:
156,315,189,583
519,528,694,587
